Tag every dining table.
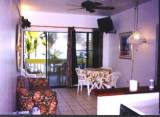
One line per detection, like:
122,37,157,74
83,68,112,95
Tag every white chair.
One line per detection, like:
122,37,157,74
109,72,121,88
101,72,120,89
75,68,91,96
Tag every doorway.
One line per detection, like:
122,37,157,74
47,32,67,87
23,30,94,87
23,31,68,87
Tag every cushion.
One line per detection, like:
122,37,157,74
17,76,29,89
17,88,29,97
28,78,49,90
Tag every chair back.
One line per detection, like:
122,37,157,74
75,68,86,80
111,72,121,88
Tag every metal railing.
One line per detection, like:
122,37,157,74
25,59,46,74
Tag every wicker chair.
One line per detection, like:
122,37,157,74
75,68,91,96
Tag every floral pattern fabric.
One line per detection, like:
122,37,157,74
85,68,112,82
17,77,25,89
84,68,112,90
28,78,49,90
16,77,57,115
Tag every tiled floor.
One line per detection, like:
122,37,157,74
54,88,97,115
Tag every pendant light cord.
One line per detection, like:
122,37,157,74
131,0,139,80
134,0,139,32
131,45,134,80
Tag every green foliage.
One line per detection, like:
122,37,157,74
33,39,38,50
40,32,47,46
25,31,47,58
51,49,62,60
25,32,34,58
47,49,62,64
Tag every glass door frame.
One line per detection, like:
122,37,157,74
76,32,93,68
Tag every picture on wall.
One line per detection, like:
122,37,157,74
119,32,132,59
16,22,22,72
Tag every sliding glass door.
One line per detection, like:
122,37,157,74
23,31,68,87
47,32,67,87
23,30,93,87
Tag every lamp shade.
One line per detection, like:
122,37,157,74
127,31,146,44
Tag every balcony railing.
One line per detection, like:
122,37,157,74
25,59,46,74
25,59,67,74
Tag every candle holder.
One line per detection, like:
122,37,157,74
129,80,138,92
149,79,154,90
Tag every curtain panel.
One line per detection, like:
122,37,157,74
92,29,103,68
66,27,77,87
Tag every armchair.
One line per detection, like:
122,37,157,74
16,76,57,115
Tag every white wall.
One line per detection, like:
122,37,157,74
0,0,19,114
22,11,103,28
103,0,159,87
97,92,159,115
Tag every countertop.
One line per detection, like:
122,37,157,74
93,86,158,96
97,91,159,115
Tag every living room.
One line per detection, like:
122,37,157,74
0,0,159,115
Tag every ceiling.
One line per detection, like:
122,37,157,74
20,0,150,16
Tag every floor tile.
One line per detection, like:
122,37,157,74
72,110,88,115
59,110,74,115
54,88,97,115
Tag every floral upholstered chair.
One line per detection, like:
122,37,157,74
16,76,57,115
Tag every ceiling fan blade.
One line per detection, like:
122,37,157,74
95,6,115,10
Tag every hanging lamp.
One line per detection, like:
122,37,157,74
127,0,146,44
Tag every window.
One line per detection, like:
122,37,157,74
76,32,93,68
23,31,47,74
23,31,68,87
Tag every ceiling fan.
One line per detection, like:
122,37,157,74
69,0,115,13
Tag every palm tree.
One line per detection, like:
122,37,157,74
33,38,38,58
25,31,40,59
26,37,32,59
